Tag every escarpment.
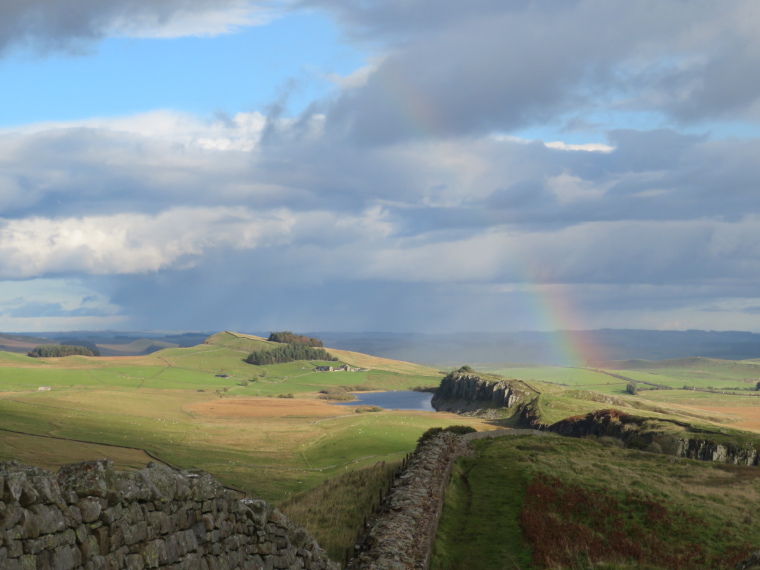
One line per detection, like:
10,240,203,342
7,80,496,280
431,369,532,416
0,460,337,570
549,409,760,466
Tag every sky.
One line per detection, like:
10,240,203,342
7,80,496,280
2,0,760,334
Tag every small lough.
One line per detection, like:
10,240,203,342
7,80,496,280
337,390,435,411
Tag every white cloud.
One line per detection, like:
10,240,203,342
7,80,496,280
107,4,275,39
544,141,615,153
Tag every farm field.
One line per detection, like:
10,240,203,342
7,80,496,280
0,332,491,503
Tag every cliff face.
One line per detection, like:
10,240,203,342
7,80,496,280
0,460,337,570
431,372,531,416
549,409,760,466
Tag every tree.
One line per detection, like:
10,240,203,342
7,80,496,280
28,345,97,358
626,382,638,395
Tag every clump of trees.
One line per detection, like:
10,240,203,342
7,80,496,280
28,345,98,358
267,331,324,347
626,382,639,395
245,343,338,365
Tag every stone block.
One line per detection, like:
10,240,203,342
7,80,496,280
51,544,80,570
78,535,99,561
63,505,83,527
140,539,164,569
125,553,145,570
29,504,66,535
78,498,102,524
161,535,179,565
56,461,113,500
2,505,25,530
7,537,23,557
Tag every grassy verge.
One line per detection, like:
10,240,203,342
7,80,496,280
280,460,401,562
432,435,760,570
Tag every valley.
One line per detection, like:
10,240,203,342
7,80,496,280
2,330,760,567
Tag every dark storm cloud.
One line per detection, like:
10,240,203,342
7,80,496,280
0,0,271,56
307,0,760,143
4,0,760,332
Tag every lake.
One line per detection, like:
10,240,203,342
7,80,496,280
337,390,435,411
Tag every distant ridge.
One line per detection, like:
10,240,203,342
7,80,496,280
309,329,760,366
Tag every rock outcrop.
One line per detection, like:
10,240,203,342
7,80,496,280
431,371,531,416
347,432,473,570
0,460,337,570
548,409,760,466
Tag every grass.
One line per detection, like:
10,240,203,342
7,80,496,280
280,460,401,562
0,345,487,505
432,435,760,570
5,338,760,566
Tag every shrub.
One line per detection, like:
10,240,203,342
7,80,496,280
318,387,354,401
417,425,476,445
355,406,382,413
277,393,295,399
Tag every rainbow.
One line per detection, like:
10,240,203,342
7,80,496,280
377,66,604,367
524,281,605,367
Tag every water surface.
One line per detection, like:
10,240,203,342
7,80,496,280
337,390,435,411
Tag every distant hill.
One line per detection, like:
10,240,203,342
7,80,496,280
0,331,212,356
309,329,760,366
4,328,760,365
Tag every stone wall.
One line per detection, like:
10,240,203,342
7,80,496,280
347,432,473,570
0,460,338,570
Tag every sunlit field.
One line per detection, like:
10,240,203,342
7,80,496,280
0,332,491,503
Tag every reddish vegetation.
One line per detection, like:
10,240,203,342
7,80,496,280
519,474,752,569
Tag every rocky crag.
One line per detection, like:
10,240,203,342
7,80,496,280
0,460,337,570
431,370,533,417
549,409,760,466
347,432,473,570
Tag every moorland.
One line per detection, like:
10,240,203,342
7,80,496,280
3,329,760,566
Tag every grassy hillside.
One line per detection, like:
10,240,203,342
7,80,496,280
432,434,760,569
0,331,483,507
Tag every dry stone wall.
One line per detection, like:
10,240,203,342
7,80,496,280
0,460,338,570
347,432,473,570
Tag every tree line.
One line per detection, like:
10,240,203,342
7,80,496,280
28,345,99,358
245,343,337,365
267,331,324,347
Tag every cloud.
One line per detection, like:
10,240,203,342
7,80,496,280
0,0,276,56
307,0,760,143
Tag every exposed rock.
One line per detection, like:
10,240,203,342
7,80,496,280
548,409,760,466
737,550,760,570
431,372,530,415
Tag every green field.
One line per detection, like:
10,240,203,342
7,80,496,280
0,332,489,506
432,435,760,570
6,334,760,566
482,358,760,398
